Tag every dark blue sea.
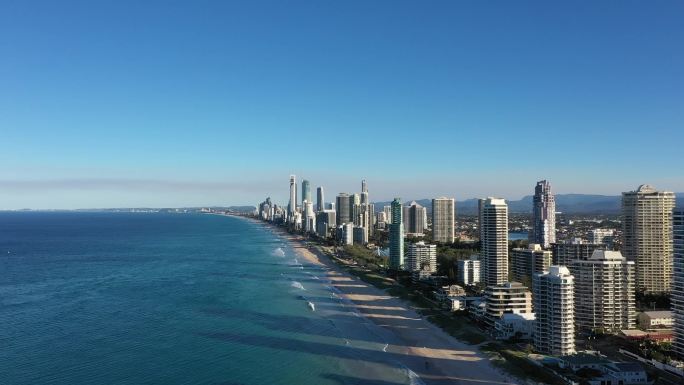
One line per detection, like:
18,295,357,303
0,212,414,385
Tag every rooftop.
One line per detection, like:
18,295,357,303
640,310,672,319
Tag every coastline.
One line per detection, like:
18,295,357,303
262,222,518,385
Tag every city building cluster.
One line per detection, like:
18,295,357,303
256,176,683,380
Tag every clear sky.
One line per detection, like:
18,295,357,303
1,1,682,209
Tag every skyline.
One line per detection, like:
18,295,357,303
2,1,683,209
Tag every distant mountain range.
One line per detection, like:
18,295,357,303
373,193,684,215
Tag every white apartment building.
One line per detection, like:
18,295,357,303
574,250,636,332
479,198,509,286
457,256,482,286
406,241,437,273
534,266,575,356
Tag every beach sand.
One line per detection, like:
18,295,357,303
279,230,519,385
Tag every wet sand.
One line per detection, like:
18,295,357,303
279,231,518,385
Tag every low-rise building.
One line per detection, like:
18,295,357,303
457,256,482,286
484,282,533,326
637,311,673,330
560,354,649,385
494,312,536,341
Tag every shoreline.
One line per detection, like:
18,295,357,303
263,222,518,385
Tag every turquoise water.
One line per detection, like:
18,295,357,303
0,212,412,385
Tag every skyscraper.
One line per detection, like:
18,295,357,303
301,179,311,207
432,197,455,243
574,250,635,332
622,185,676,294
480,198,509,286
673,209,684,359
534,266,575,356
389,198,404,270
288,175,296,217
532,180,556,248
316,186,324,212
403,201,427,236
383,205,392,224
303,200,315,233
336,193,351,225
360,179,368,205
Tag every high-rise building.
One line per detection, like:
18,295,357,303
588,229,616,248
484,282,533,326
301,180,311,207
403,201,427,236
353,226,368,245
316,186,324,212
336,223,353,245
367,203,375,237
336,193,351,225
432,197,455,243
622,185,676,294
551,241,606,268
389,198,404,270
532,180,556,248
673,209,684,359
457,256,482,286
360,179,368,205
511,244,552,285
574,251,635,332
288,175,297,217
534,266,575,356
406,242,437,272
316,210,336,238
480,198,509,286
383,205,392,224
303,201,315,233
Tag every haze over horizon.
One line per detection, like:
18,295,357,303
2,1,682,209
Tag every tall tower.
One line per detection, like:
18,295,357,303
534,266,575,356
389,198,404,270
316,186,324,212
532,180,556,248
622,184,675,294
432,197,455,243
361,179,368,204
336,193,351,225
574,250,635,332
673,208,684,359
480,198,509,286
288,175,296,217
301,180,311,207
404,201,427,235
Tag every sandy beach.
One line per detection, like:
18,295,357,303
276,229,518,385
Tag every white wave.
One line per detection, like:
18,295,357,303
405,367,426,385
291,281,305,290
383,343,388,352
271,247,286,257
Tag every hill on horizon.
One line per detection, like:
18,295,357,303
373,193,684,215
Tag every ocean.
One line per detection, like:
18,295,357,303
0,212,416,385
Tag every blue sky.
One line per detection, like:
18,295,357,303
1,1,682,209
